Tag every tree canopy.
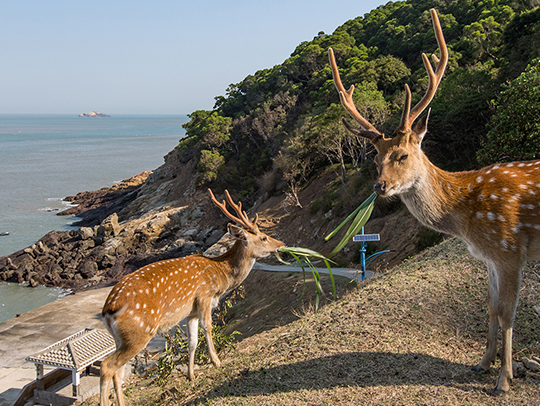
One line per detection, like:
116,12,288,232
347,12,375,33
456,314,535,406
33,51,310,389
179,0,540,202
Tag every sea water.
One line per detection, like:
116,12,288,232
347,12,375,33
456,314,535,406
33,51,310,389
0,114,188,323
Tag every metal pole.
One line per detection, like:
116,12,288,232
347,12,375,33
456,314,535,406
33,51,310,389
360,226,366,281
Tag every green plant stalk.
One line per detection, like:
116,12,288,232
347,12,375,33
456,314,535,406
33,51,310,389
278,246,338,310
326,192,378,257
277,246,336,296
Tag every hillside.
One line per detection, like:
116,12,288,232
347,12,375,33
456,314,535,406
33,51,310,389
83,238,540,405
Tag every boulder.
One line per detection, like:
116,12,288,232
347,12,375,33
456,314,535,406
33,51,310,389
80,261,98,279
79,227,94,240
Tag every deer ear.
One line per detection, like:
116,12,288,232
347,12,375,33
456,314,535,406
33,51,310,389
228,224,248,241
411,109,430,144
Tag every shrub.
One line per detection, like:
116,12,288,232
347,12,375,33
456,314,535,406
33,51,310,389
477,59,540,165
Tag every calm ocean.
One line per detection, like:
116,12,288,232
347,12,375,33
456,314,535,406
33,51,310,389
0,114,188,323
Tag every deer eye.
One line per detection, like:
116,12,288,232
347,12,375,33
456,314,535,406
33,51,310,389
261,235,268,242
397,153,408,163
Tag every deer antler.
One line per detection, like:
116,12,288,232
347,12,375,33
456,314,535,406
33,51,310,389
208,189,259,232
328,47,382,141
398,8,448,132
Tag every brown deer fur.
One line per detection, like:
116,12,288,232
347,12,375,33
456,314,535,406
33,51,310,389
99,190,284,406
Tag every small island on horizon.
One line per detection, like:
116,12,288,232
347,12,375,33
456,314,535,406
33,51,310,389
79,111,110,117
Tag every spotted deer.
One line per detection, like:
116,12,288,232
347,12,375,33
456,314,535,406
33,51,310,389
99,189,284,406
329,8,538,395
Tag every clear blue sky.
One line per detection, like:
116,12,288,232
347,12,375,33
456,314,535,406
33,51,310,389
1,0,387,115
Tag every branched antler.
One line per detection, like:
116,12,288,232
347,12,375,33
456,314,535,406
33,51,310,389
208,189,259,232
398,8,448,132
328,48,382,141
330,8,448,137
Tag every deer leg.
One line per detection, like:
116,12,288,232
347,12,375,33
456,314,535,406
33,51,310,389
187,315,199,380
100,344,142,406
492,266,522,395
473,262,499,373
112,367,125,406
199,299,221,368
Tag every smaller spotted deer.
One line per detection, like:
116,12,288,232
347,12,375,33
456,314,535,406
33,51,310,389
99,189,284,406
330,8,539,395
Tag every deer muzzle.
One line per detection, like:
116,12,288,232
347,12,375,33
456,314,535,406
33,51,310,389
374,181,386,195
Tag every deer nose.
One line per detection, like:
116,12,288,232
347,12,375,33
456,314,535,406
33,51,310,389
374,181,386,195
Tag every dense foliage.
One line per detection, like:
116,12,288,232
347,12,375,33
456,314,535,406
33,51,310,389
477,58,540,164
178,0,540,205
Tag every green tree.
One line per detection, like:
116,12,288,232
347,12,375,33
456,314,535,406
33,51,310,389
198,150,225,183
477,59,540,165
182,110,231,149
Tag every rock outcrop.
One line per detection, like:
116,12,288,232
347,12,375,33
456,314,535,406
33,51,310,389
0,143,423,292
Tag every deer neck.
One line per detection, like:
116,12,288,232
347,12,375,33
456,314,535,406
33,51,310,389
399,156,466,236
214,240,256,290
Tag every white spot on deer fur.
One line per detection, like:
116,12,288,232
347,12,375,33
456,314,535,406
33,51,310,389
476,176,483,183
153,287,156,293
512,227,520,233
151,309,155,314
535,225,540,230
129,310,134,315
476,212,484,219
487,212,496,221
498,215,505,221
507,163,514,167
136,303,140,309
519,163,525,167
490,194,498,200
501,239,509,249
520,184,528,189
502,187,509,193
489,178,496,183
468,184,473,192
478,194,484,201
529,190,536,195
493,164,500,169
140,321,144,328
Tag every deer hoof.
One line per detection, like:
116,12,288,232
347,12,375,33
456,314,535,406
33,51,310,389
489,386,507,397
471,364,488,373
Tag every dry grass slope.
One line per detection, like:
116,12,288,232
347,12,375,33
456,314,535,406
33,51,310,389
89,238,540,405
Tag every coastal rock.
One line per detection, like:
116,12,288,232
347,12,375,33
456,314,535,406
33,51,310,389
79,227,94,240
80,260,98,279
95,213,121,244
59,171,151,227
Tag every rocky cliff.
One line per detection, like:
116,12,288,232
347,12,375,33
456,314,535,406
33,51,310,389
0,146,426,291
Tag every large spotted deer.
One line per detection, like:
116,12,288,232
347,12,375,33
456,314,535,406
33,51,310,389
330,8,537,395
99,189,284,406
